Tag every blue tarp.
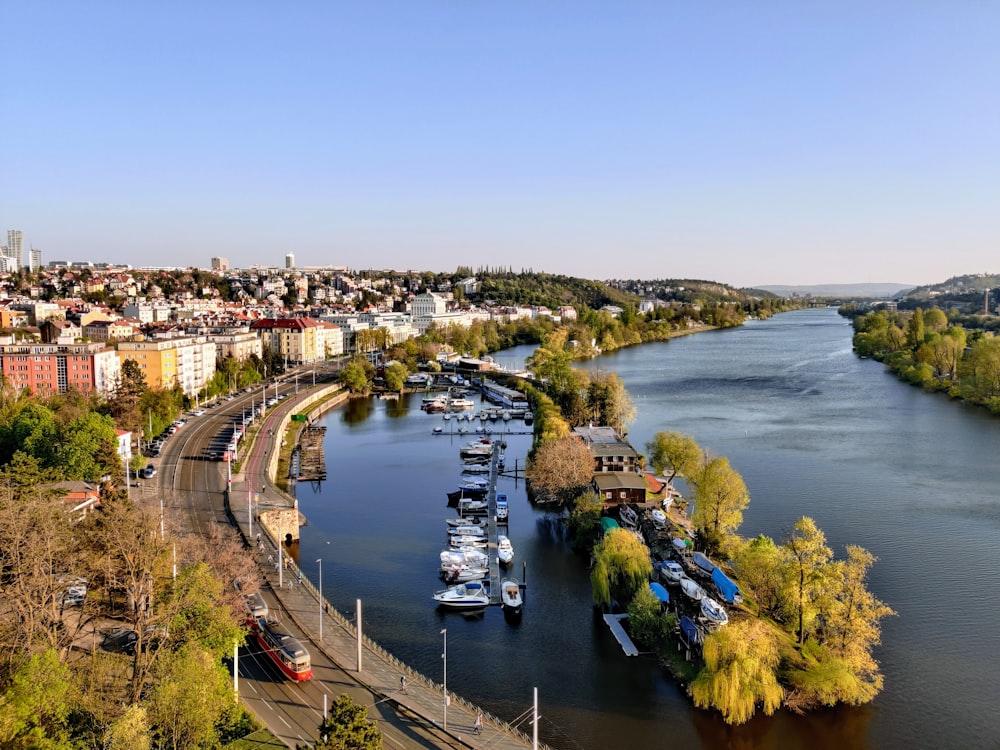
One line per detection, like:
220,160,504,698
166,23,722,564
692,551,716,575
600,517,620,534
711,567,741,605
648,581,670,604
680,616,702,646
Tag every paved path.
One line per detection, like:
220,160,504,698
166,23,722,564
236,385,545,750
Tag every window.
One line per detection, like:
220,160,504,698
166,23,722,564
620,491,626,499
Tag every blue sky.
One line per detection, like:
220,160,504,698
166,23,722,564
2,2,998,287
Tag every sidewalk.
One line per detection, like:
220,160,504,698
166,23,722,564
235,391,544,750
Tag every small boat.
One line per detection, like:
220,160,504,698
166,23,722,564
651,509,667,527
500,577,523,617
447,524,488,538
450,535,488,548
448,398,475,411
443,413,452,421
495,493,508,520
523,411,533,425
440,548,488,568
700,597,729,625
456,498,489,514
446,515,485,527
692,552,716,577
459,440,493,460
649,581,670,607
441,564,489,583
497,535,514,566
671,537,692,554
619,504,638,529
462,463,490,475
658,560,685,584
433,426,444,434
680,577,706,601
447,488,488,504
433,581,490,609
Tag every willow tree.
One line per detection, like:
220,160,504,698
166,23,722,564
645,431,703,485
691,456,750,556
590,528,652,607
731,534,786,619
690,618,784,725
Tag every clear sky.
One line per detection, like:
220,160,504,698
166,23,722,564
2,2,998,288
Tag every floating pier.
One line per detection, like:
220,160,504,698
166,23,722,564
297,426,327,480
603,613,639,656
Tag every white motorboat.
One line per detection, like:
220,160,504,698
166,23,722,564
500,577,523,616
445,516,485,527
450,535,488,548
457,498,489,514
680,576,706,601
523,411,533,425
700,596,729,625
433,426,443,434
495,492,508,520
433,581,490,609
441,564,489,583
651,509,668,527
497,535,514,566
440,548,488,568
448,398,475,411
460,442,493,460
462,463,490,475
447,524,488,538
658,560,685,584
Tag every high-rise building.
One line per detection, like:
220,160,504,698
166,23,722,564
6,230,23,269
29,248,42,272
285,253,295,269
211,257,229,271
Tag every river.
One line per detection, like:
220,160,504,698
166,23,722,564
292,308,1000,750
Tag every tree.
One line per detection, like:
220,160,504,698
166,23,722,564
817,545,894,701
922,307,948,333
587,371,636,436
146,644,234,750
690,456,750,556
731,534,786,618
0,649,73,747
644,431,702,485
905,308,925,348
590,528,652,607
689,619,784,725
58,411,121,482
314,693,382,750
108,358,148,435
383,362,408,393
565,490,604,550
782,516,833,645
525,436,595,504
626,585,676,648
340,357,374,395
103,704,151,750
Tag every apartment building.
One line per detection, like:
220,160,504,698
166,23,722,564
0,342,121,396
116,337,216,396
249,318,323,364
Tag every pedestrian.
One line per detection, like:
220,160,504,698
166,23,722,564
475,711,483,734
399,675,407,694
267,554,273,564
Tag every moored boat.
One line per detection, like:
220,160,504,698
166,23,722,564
501,577,523,617
657,560,685,584
495,492,508,520
497,534,514,566
433,580,490,609
440,547,488,569
651,508,667,527
456,498,489,514
441,564,489,583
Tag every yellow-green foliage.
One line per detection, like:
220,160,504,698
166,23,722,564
590,529,652,607
690,619,784,725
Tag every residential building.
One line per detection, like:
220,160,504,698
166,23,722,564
82,319,139,342
250,317,323,364
315,320,344,358
116,337,216,396
0,342,121,395
210,328,263,362
411,292,447,317
211,257,230,271
285,253,295,269
6,229,23,269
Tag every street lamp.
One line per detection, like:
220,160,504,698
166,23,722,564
441,628,448,731
316,558,323,640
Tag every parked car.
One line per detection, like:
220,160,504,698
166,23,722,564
60,577,88,606
142,464,157,479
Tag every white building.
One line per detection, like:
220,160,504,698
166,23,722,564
410,292,447,317
6,229,23,269
285,253,295,269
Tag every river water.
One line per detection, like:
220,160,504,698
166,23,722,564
293,308,1000,750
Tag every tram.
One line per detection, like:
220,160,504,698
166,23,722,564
250,617,313,681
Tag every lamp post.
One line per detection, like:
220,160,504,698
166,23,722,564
441,628,448,731
316,558,323,640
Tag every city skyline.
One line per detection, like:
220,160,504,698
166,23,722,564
2,3,998,288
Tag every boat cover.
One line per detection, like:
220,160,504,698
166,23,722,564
648,581,670,604
692,551,716,574
680,616,702,646
600,517,621,534
711,567,741,605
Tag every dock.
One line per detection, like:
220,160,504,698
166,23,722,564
487,446,505,604
297,425,327,480
602,613,639,656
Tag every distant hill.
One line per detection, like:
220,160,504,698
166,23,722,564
753,283,915,298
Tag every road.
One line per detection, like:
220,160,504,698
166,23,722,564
152,370,511,749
